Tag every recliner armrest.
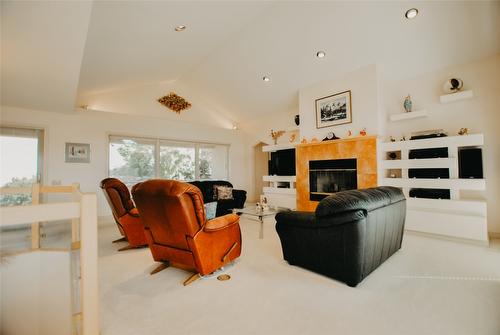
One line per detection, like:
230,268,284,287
204,213,239,232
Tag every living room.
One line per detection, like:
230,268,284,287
1,1,499,335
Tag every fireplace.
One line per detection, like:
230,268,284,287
309,158,357,201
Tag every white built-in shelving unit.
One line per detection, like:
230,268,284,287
389,109,428,122
379,133,488,242
262,175,296,209
261,127,299,209
439,90,474,104
262,142,298,152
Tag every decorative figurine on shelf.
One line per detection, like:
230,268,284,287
301,138,308,144
255,203,262,212
359,128,367,136
347,130,352,137
260,195,269,211
322,132,340,141
400,135,406,141
390,136,396,142
403,95,412,113
443,78,463,93
458,127,469,135
294,115,300,126
289,133,296,143
388,152,397,160
311,137,319,143
270,129,285,144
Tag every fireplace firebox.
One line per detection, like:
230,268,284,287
309,158,357,201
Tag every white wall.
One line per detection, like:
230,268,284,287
0,106,249,217
382,54,500,234
244,55,500,234
299,64,380,141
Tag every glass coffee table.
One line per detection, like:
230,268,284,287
234,207,278,239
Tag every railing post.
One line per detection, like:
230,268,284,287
79,193,99,335
31,183,40,249
71,183,81,244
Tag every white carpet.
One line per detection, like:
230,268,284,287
98,217,500,335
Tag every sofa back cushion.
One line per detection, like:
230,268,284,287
189,180,233,202
315,186,405,218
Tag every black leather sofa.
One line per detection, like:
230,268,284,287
275,186,406,287
189,180,246,217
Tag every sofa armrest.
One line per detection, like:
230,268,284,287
275,211,316,227
232,189,247,208
204,213,239,232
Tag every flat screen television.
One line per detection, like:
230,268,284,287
269,149,296,176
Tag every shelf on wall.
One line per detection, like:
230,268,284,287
262,142,298,152
263,175,296,182
263,187,296,195
439,90,474,104
381,177,485,191
381,157,456,169
380,133,484,152
389,109,428,122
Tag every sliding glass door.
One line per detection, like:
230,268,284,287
0,126,44,206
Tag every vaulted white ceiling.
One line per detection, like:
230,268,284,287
2,1,500,128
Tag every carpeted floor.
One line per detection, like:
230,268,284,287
98,216,500,335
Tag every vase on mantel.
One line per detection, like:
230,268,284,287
294,115,300,126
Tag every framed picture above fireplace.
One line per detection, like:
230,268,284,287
315,90,352,129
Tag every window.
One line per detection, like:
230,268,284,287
0,126,44,206
159,142,195,180
109,135,228,186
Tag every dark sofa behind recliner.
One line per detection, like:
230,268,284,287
275,186,406,287
189,180,246,217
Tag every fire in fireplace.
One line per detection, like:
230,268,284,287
309,158,357,201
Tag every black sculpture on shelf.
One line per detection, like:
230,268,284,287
294,114,300,126
322,132,340,141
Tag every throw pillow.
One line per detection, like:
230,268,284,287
216,185,233,200
204,201,217,221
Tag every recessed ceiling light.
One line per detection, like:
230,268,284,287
232,124,239,130
262,76,270,82
405,8,419,19
174,25,186,32
316,51,326,58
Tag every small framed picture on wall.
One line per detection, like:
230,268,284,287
65,142,91,163
315,90,352,129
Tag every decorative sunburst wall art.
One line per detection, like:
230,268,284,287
157,92,192,113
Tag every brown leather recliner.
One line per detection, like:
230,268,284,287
132,179,242,285
100,178,147,251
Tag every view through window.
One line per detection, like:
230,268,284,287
0,127,44,206
109,135,229,187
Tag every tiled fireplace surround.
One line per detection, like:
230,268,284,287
296,135,378,211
